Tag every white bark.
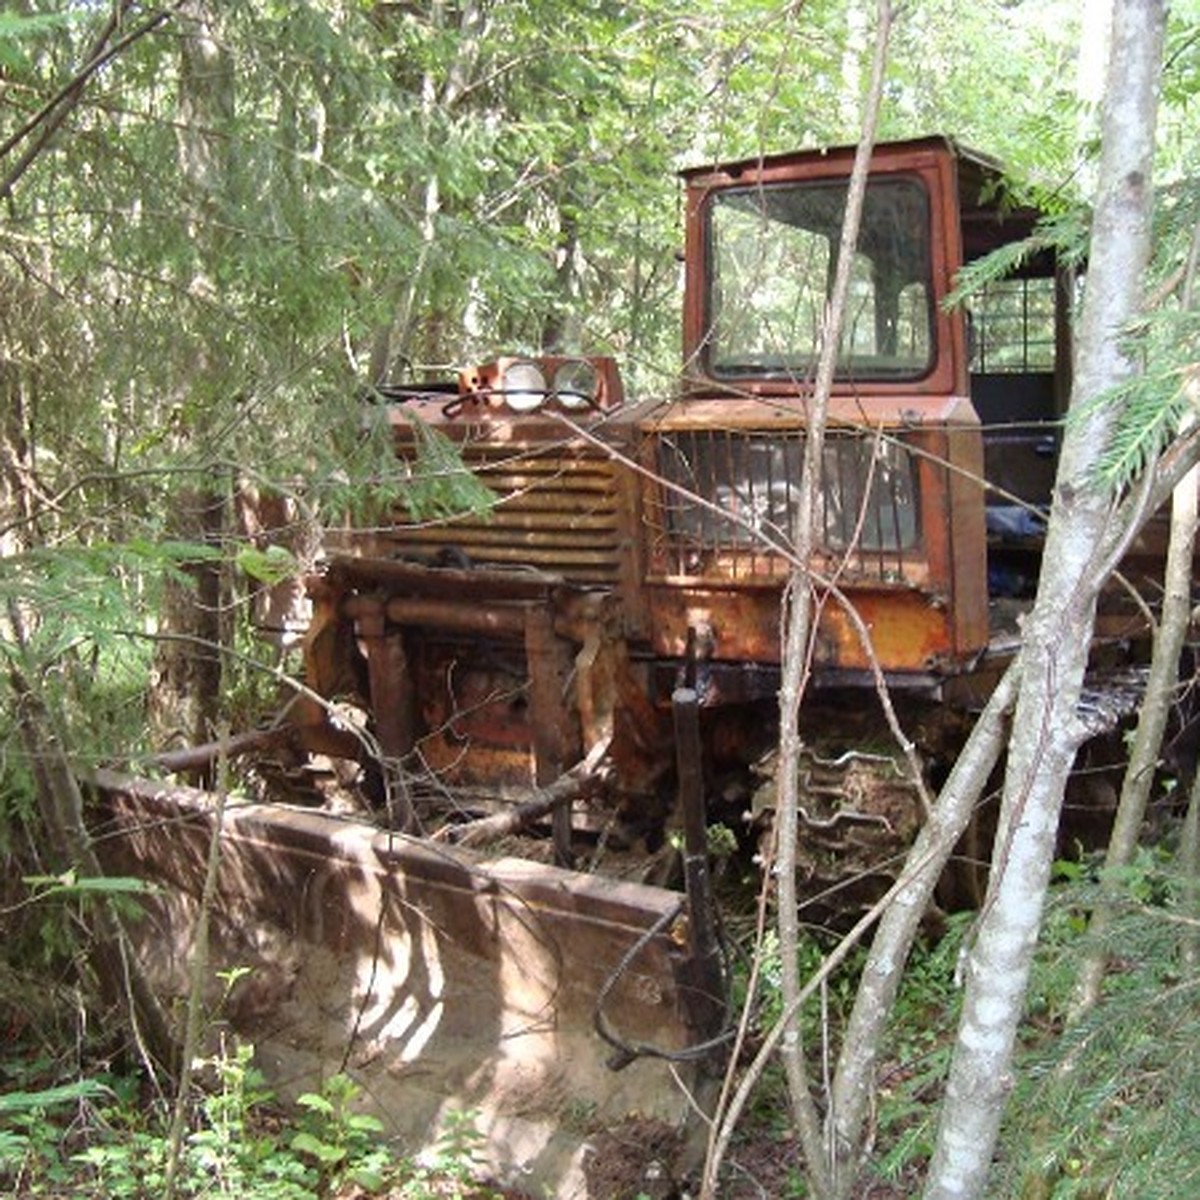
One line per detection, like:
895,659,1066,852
924,3,1166,1197
1074,223,1200,1011
827,665,1020,1194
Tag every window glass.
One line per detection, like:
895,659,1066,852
707,178,933,381
970,277,1056,373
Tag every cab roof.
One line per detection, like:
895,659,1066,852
678,134,1005,187
681,135,1050,271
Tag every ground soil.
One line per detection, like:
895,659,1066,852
470,1111,921,1199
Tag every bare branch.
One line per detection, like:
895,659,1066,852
0,3,184,203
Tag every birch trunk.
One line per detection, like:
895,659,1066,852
1180,755,1200,972
924,4,1166,1195
826,666,1018,1195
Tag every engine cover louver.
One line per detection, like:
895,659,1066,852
383,440,624,585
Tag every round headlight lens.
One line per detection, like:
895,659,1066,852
500,360,547,412
554,359,599,410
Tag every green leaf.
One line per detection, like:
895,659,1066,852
295,1092,334,1116
23,873,155,901
397,410,497,523
290,1131,345,1164
0,1078,109,1115
945,209,1088,311
236,543,299,585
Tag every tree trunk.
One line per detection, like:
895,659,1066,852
12,668,178,1076
148,487,229,753
924,4,1166,1196
148,0,234,752
827,665,1019,1195
378,0,484,372
1180,756,1200,972
1073,226,1200,998
773,7,894,1197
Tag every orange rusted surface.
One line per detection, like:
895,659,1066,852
638,393,988,673
643,583,967,674
290,136,1163,914
679,138,969,401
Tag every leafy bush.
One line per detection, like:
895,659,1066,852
0,1038,500,1199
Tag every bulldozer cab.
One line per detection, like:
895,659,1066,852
643,136,1069,688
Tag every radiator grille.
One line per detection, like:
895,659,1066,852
651,427,920,580
383,440,623,585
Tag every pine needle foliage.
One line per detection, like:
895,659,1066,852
992,856,1200,1199
401,412,498,525
1087,315,1199,488
313,403,496,529
944,208,1089,313
1087,175,1200,491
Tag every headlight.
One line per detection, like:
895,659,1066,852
500,360,547,412
553,359,599,410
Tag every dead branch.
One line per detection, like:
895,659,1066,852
434,738,613,848
145,726,293,774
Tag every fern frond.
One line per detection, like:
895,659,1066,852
1091,365,1192,487
945,207,1089,310
1084,306,1200,490
401,411,497,523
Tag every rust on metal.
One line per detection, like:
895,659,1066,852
523,604,580,865
672,687,725,1046
89,769,705,1193
89,134,1190,1200
286,135,1170,941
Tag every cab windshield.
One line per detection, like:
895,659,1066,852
706,176,934,382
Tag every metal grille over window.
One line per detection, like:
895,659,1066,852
971,277,1057,373
652,428,920,580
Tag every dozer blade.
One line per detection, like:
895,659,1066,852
89,770,716,1197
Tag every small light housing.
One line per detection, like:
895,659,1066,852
500,360,547,412
553,359,599,410
457,356,624,414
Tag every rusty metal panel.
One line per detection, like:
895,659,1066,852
645,583,960,674
90,771,703,1196
943,406,990,657
383,425,627,586
636,392,988,675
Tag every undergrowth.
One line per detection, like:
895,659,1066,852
991,852,1200,1200
0,1037,505,1199
725,851,1200,1199
6,854,1196,1200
